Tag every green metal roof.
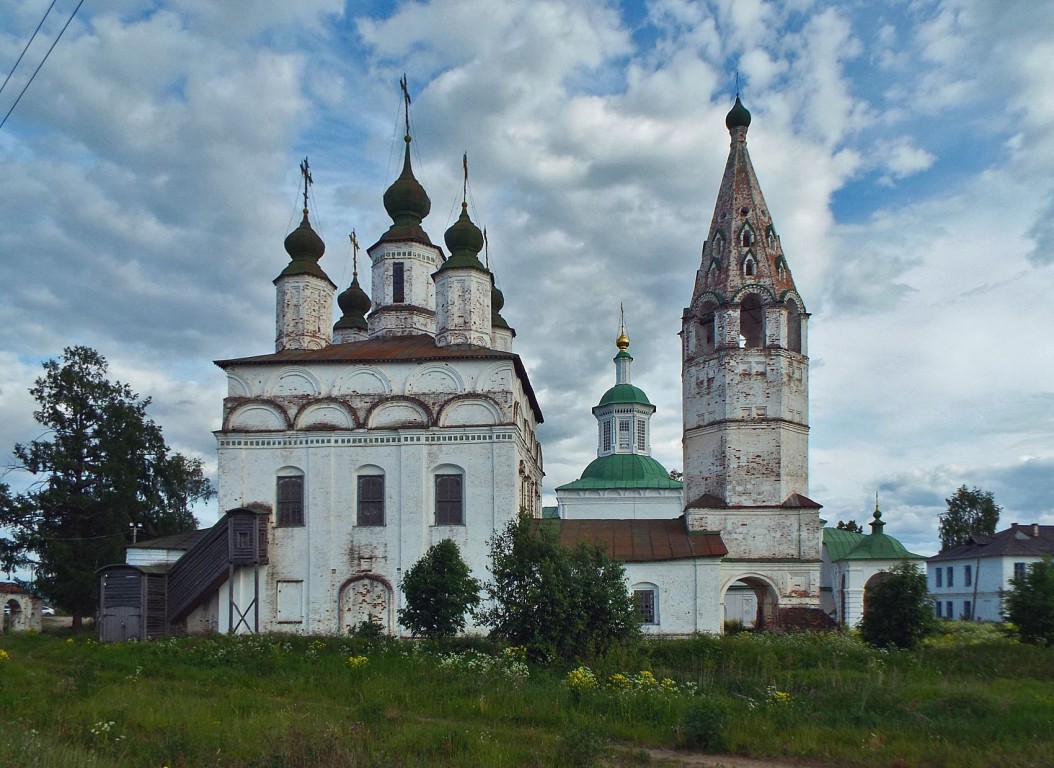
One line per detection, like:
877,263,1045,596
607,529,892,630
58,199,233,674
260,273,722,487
823,526,923,562
823,527,865,561
557,453,682,491
597,383,652,407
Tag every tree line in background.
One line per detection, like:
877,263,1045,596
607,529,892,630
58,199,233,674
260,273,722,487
0,346,212,629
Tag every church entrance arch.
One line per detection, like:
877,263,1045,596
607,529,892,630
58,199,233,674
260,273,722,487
338,575,393,635
723,576,779,630
862,571,893,620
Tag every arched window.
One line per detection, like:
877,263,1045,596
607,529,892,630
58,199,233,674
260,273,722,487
356,465,385,526
632,582,659,625
697,301,717,354
786,301,802,353
434,466,465,525
276,468,305,527
740,294,764,348
744,257,756,277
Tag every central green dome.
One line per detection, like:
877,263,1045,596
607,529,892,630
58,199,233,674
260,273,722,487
557,454,681,491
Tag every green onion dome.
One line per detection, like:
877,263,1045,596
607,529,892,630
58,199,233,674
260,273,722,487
725,96,751,131
277,210,329,281
334,275,371,331
439,202,486,271
383,137,431,227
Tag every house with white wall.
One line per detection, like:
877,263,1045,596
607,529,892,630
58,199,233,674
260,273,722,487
927,523,1054,622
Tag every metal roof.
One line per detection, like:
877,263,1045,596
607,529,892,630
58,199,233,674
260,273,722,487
928,524,1054,562
537,517,727,562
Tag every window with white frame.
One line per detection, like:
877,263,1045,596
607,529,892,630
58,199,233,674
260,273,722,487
435,474,464,525
618,418,631,449
636,420,646,451
632,584,659,625
357,474,384,526
276,473,304,527
602,420,612,452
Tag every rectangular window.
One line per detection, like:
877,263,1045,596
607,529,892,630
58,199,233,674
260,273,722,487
946,566,953,587
935,600,942,618
276,476,304,527
1014,562,1026,581
965,564,972,587
392,262,405,303
963,600,972,620
636,420,646,451
357,475,385,526
618,418,631,449
602,421,611,452
435,474,463,525
634,589,656,625
276,580,303,623
945,600,953,618
936,568,942,588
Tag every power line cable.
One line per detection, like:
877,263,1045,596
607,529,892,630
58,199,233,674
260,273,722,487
0,0,87,132
0,0,58,99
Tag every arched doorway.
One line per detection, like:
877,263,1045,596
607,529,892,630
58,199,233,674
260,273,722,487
723,576,779,630
338,575,393,635
863,571,893,620
3,598,22,633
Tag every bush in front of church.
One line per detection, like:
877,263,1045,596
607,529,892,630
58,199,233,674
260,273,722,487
478,510,639,661
398,539,481,641
859,562,934,650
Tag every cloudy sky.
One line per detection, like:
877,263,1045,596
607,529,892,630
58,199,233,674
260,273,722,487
1,0,1051,557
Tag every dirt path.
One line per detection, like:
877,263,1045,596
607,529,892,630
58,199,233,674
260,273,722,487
612,747,825,767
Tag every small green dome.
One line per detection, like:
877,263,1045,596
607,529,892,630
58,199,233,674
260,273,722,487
334,275,371,331
598,382,652,407
383,137,431,226
725,96,751,131
557,454,682,490
283,211,325,262
440,203,487,272
491,275,510,329
277,211,330,282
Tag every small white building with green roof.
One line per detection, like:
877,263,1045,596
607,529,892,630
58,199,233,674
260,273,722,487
821,504,924,628
556,326,684,520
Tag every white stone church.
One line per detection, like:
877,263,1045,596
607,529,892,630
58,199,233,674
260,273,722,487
98,96,911,641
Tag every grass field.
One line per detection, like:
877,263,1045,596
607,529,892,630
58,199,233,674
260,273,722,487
1,622,1052,767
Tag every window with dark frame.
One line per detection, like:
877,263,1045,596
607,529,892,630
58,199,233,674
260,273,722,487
357,475,385,526
945,600,953,618
936,568,942,588
935,600,942,618
1014,561,1026,581
393,262,405,303
634,589,657,625
946,566,953,587
963,600,972,620
276,476,304,527
435,474,463,525
965,564,972,587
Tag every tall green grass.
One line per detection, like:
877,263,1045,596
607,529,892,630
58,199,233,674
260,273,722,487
1,624,1052,767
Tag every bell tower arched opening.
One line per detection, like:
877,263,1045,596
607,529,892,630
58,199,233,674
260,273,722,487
739,294,764,348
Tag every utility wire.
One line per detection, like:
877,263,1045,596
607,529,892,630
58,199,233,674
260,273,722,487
0,0,58,100
0,0,87,132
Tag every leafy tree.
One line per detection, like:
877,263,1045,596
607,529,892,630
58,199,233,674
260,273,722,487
859,562,933,650
1003,558,1054,646
836,520,863,534
0,346,212,629
479,510,638,661
939,485,1000,551
398,539,480,640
